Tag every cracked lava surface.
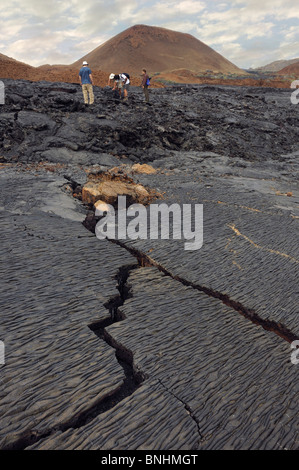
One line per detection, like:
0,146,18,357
0,79,298,450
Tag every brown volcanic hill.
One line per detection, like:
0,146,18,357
277,62,299,75
1,46,292,89
72,24,244,75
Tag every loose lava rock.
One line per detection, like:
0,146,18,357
1,79,298,165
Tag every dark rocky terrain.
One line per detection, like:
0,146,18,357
0,79,298,450
0,79,298,164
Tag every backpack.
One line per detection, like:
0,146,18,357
146,76,151,86
122,73,130,79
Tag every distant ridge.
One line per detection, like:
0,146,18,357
255,58,299,73
0,53,146,87
72,24,243,75
0,52,34,67
0,53,34,80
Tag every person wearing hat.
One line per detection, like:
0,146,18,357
79,61,94,105
107,73,119,98
108,73,123,99
108,73,115,87
108,73,130,101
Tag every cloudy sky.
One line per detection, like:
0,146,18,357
0,0,298,69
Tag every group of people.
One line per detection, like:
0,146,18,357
78,61,151,106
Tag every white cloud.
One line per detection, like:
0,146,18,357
0,0,298,68
129,0,205,24
194,1,298,67
225,0,299,20
5,31,69,65
0,19,27,41
282,26,298,43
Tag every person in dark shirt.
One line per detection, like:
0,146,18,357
79,61,94,105
141,68,150,104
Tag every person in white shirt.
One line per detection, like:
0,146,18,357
108,73,130,101
119,73,130,101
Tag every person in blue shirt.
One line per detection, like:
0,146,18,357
79,61,94,105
